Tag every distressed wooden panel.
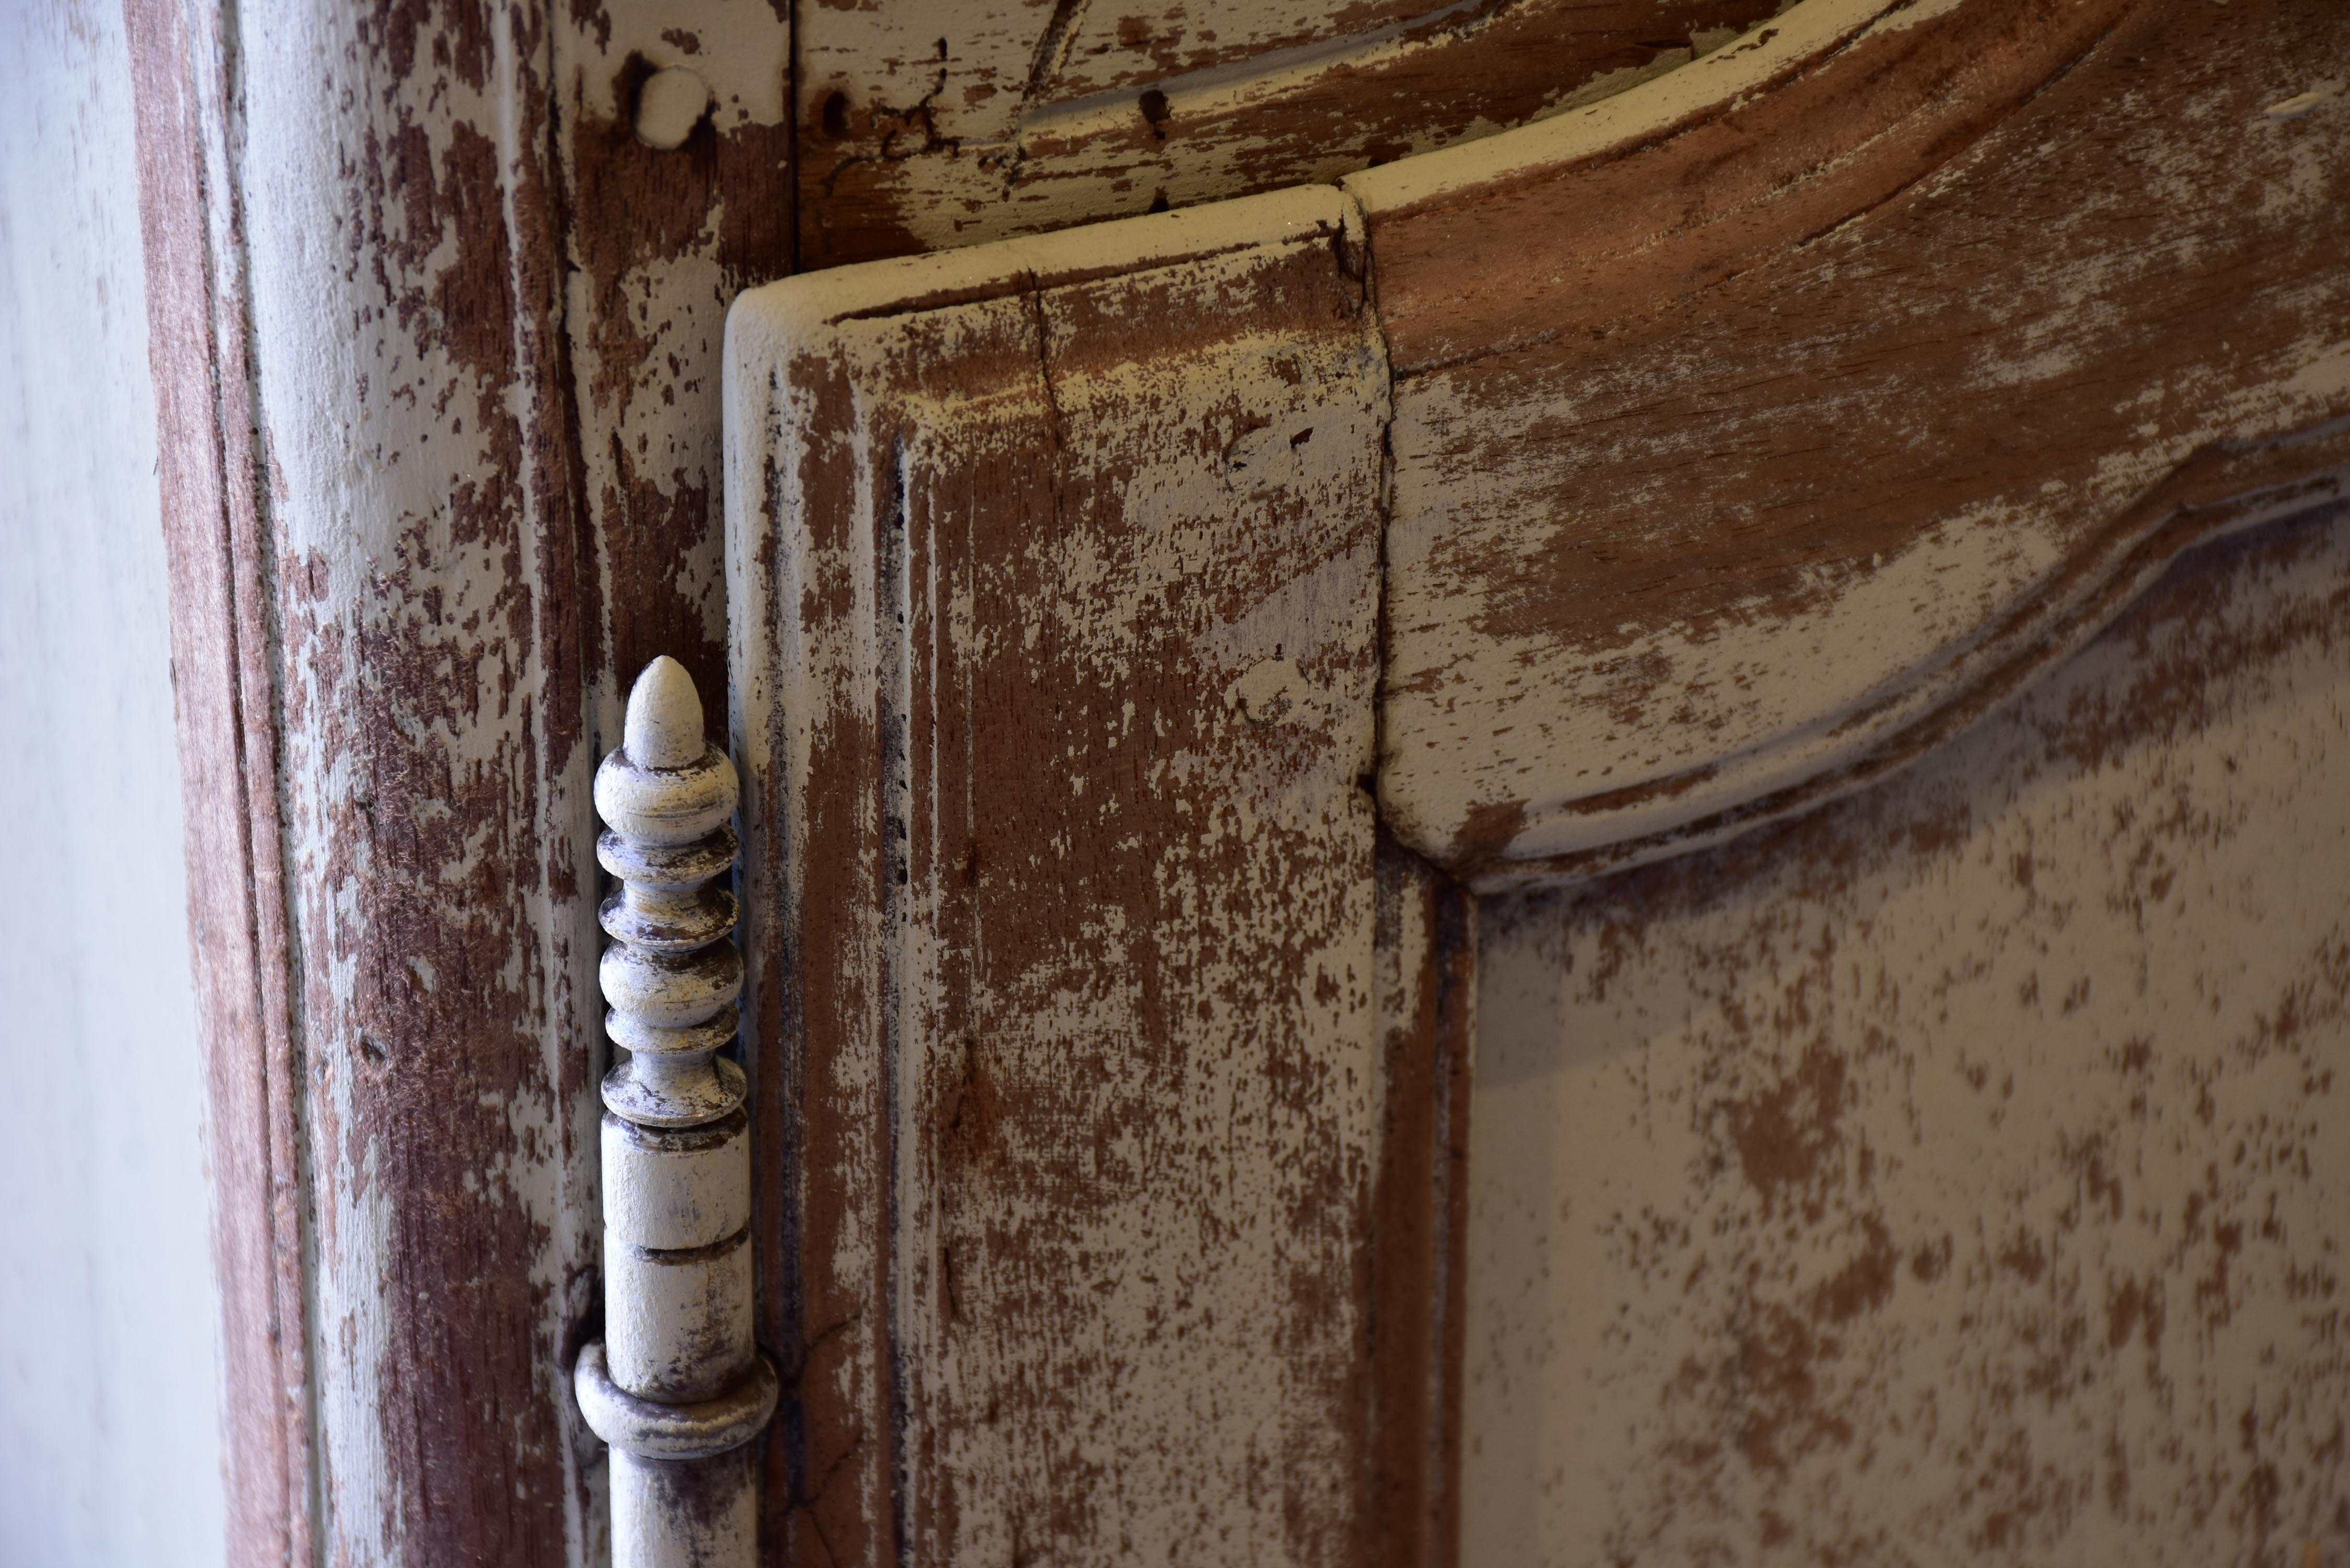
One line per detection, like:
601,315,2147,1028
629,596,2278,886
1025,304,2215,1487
1047,0,1433,95
135,0,609,1560
729,189,1418,1565
554,0,793,721
125,0,317,1558
1361,0,2350,883
1372,838,1479,1568
137,0,808,1556
795,0,1780,271
790,0,1047,267
1464,501,2350,1566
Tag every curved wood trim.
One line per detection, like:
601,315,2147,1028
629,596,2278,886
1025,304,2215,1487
1474,427,2350,889
1349,0,2134,370
1355,0,2350,884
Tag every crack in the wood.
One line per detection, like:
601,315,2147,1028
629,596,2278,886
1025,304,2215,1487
992,0,1092,201
1022,278,1072,545
801,1312,858,1362
794,1438,869,1568
1022,0,1091,107
1022,276,1069,448
786,1417,872,1568
196,0,334,1546
877,432,915,1568
821,41,961,198
1355,190,1400,818
800,1432,865,1509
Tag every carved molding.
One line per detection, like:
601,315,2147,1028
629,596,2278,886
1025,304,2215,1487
1357,0,2350,885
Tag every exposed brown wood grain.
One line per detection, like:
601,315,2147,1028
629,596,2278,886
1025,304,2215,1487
556,6,794,720
796,0,1782,271
1467,499,2350,1564
136,0,809,1554
730,190,1416,1566
134,0,620,1559
124,0,312,1559
254,0,600,1557
1362,0,2350,881
1048,0,1436,94
134,0,2350,1558
1372,838,1478,1568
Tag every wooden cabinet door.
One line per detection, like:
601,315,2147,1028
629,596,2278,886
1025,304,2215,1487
137,0,2346,1561
726,192,1456,1568
724,2,2349,1563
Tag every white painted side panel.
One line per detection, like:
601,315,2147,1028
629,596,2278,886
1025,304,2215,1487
0,3,227,1564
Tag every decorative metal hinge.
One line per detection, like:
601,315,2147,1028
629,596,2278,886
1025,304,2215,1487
575,657,776,1566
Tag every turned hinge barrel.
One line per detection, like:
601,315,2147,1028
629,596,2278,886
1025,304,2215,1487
575,656,775,1567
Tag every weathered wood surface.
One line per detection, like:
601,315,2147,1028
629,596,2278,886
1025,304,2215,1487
554,2,793,723
241,0,604,1552
730,188,1469,1566
1372,840,1479,1568
795,0,1781,271
1362,0,2350,883
131,0,2350,1559
125,0,315,1558
133,0,615,1559
1465,499,2350,1566
131,0,809,1557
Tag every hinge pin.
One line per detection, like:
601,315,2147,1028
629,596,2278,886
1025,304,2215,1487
574,656,775,1567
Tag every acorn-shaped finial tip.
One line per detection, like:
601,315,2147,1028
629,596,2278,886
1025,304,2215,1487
625,656,704,770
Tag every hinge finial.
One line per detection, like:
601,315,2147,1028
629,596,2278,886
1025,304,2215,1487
575,658,774,1567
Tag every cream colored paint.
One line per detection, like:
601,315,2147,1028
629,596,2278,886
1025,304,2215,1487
1380,376,2350,877
798,0,1748,257
729,185,1392,1566
889,314,1383,1562
1464,503,2350,1565
235,0,603,1557
1342,0,1897,212
1366,12,2350,877
1021,0,1500,144
580,663,770,1567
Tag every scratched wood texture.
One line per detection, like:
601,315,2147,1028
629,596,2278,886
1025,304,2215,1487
727,189,1478,1566
130,0,607,1562
124,0,1622,1557
234,1,607,1560
132,0,2350,1560
124,0,802,1560
125,0,320,1559
554,1,792,724
1465,499,2350,1566
794,0,1783,271
1362,0,2350,883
